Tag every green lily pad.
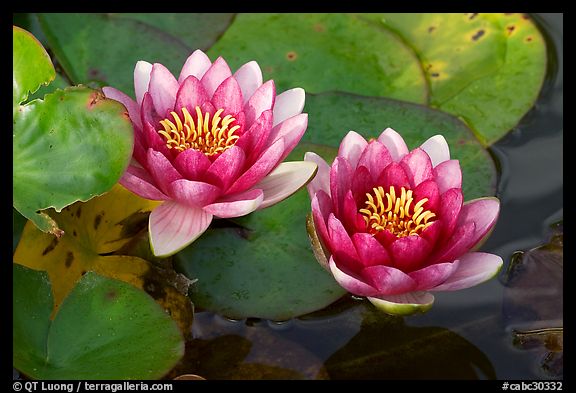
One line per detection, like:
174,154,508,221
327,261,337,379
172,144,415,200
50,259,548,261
373,13,547,146
208,13,428,103
13,86,134,235
37,13,234,93
175,184,347,321
302,92,497,200
13,25,55,110
13,264,184,380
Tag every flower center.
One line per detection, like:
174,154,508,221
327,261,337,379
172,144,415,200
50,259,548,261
158,106,240,156
359,185,436,237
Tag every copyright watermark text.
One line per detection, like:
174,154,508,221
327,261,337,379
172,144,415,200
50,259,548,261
13,382,173,393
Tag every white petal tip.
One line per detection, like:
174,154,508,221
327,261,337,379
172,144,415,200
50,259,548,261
367,292,435,316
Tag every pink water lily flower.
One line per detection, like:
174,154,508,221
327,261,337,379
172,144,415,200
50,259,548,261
103,49,316,257
305,128,502,315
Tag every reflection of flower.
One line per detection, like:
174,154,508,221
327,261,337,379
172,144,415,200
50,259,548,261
305,128,502,315
103,50,316,257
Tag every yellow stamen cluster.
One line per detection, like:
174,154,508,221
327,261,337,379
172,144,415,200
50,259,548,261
158,106,240,156
359,185,436,237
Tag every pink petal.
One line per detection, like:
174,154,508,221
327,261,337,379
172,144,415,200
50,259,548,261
203,189,263,218
457,197,500,247
367,291,434,315
272,113,308,162
236,110,274,165
361,265,417,295
134,60,152,106
377,127,409,162
438,188,463,239
178,49,212,84
119,165,168,200
167,179,221,207
377,162,410,191
431,252,503,291
149,201,213,257
227,138,285,194
327,213,360,265
175,76,210,114
142,120,172,159
352,232,392,268
412,179,440,212
357,141,392,182
390,235,432,272
102,86,142,129
244,80,275,126
409,261,459,291
146,148,183,194
211,76,244,115
205,145,246,191
337,131,368,169
400,147,434,188
420,135,450,167
434,160,462,194
140,93,162,134
329,157,352,217
329,257,379,297
201,56,232,98
311,190,333,253
341,190,365,233
351,165,373,206
149,63,179,117
272,87,305,127
304,151,331,199
256,161,318,209
172,147,211,181
233,60,263,104
430,221,476,264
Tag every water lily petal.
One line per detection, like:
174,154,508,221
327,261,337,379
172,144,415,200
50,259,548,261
338,131,368,169
256,161,318,209
134,60,152,106
377,161,410,191
368,291,435,315
175,76,210,114
268,114,308,161
329,257,379,297
400,147,434,188
178,49,212,84
167,179,221,207
351,165,373,206
311,192,333,260
233,60,263,104
236,110,274,165
329,157,352,217
342,190,366,233
377,127,409,162
142,120,173,159
204,145,246,191
431,252,503,291
352,232,392,268
149,201,213,257
120,165,168,201
434,159,462,194
361,265,417,295
140,93,162,132
204,189,264,218
102,87,142,130
244,80,275,126
200,56,233,98
227,138,285,194
146,148,183,194
357,141,393,182
172,147,212,181
304,151,331,199
409,261,459,291
420,134,450,167
438,188,463,239
390,235,432,272
272,87,305,127
149,63,178,117
413,179,440,212
211,76,244,115
328,213,359,262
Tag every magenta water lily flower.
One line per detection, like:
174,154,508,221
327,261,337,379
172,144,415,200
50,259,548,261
103,49,316,257
305,128,503,315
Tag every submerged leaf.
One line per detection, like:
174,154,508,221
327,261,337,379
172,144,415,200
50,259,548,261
13,264,184,380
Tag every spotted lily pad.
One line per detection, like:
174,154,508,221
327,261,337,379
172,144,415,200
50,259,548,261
13,184,193,334
208,13,428,103
37,13,234,92
13,264,184,379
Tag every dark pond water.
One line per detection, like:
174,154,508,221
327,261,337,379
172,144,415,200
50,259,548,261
167,13,563,380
